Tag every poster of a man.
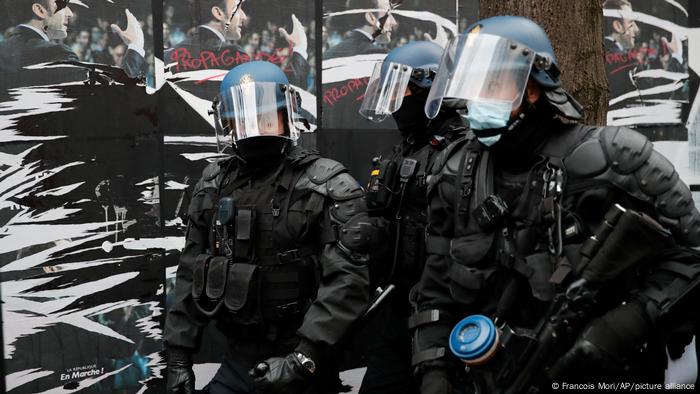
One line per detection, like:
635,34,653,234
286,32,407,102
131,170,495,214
164,0,312,96
320,0,470,180
603,0,689,133
0,0,150,81
321,0,460,131
323,0,399,59
159,0,317,229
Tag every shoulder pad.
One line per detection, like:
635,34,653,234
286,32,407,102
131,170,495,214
678,211,700,246
656,179,693,219
426,136,470,193
306,158,346,185
430,135,470,177
444,148,465,177
287,146,321,166
634,150,678,196
541,123,597,159
330,197,367,223
656,179,700,246
328,172,364,201
202,161,222,181
563,139,607,178
590,132,700,245
426,138,471,195
196,157,234,192
600,126,653,174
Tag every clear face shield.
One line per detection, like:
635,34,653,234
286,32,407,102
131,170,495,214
424,32,536,120
214,80,302,154
359,61,413,122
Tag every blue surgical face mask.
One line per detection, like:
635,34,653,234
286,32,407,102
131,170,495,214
465,100,512,131
476,134,502,147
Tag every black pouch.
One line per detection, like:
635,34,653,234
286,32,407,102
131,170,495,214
224,263,261,324
235,207,256,261
206,256,229,300
525,252,555,301
193,254,224,317
192,254,211,300
472,194,509,232
450,232,495,265
366,157,398,213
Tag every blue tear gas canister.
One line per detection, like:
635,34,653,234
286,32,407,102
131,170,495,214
449,314,500,366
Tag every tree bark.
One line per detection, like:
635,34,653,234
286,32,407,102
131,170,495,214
479,0,608,125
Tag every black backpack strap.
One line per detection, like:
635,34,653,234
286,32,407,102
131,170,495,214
454,141,489,236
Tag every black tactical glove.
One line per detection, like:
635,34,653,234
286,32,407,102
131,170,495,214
549,300,652,381
249,352,313,394
419,368,453,394
167,347,195,394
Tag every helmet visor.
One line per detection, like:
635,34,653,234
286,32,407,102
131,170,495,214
359,62,413,122
215,81,300,150
425,32,536,119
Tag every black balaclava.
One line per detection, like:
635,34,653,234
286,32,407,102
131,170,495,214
488,95,560,171
392,89,431,138
235,136,289,168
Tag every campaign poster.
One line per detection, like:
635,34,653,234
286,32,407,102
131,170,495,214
0,0,157,88
0,1,165,392
161,0,317,136
603,0,689,138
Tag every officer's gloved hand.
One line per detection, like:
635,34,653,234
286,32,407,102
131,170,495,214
167,347,195,394
249,353,312,394
549,300,652,381
419,368,452,394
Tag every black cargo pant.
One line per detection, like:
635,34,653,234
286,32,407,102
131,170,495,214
358,301,419,394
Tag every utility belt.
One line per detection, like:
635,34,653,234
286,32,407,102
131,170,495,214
192,247,317,324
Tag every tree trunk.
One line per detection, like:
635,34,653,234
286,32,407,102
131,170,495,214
479,0,608,125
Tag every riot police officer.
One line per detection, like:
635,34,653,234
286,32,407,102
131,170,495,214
357,41,467,394
411,16,700,393
164,61,376,393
